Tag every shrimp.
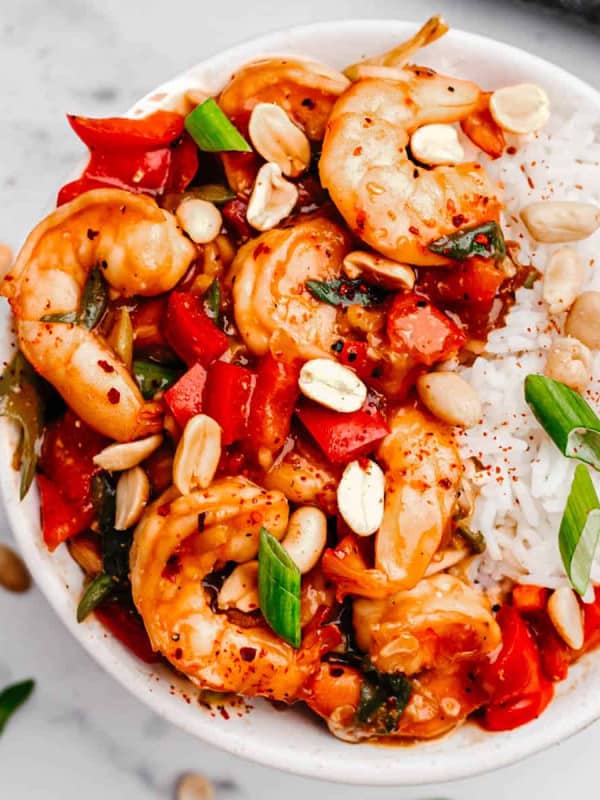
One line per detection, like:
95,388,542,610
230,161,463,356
130,477,331,700
322,407,462,598
229,216,352,359
353,574,501,675
217,58,349,194
319,67,503,265
1,189,196,441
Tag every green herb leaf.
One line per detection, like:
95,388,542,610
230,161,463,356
428,221,506,261
456,522,486,554
41,266,107,330
77,573,115,622
306,279,387,308
184,98,251,153
204,278,221,323
525,374,600,470
0,679,35,735
92,473,132,581
356,665,412,734
191,184,236,205
133,359,182,400
559,464,600,596
258,527,301,648
0,352,44,499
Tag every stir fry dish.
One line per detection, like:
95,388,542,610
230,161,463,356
3,16,600,743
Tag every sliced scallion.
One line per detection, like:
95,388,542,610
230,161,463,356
76,573,115,622
184,98,251,153
525,374,600,470
258,527,301,648
559,464,600,596
133,359,182,399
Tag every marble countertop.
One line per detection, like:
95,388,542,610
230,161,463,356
1,1,599,797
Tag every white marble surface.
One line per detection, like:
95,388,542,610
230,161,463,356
1,0,600,797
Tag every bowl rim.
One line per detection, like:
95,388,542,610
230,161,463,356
3,17,600,786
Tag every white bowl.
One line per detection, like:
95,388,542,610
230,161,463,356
3,18,600,787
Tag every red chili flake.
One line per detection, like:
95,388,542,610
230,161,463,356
174,647,183,659
157,503,171,517
162,555,182,582
220,707,230,720
249,511,263,524
438,477,452,489
240,647,257,663
107,387,120,404
474,233,489,246
452,214,465,227
87,228,99,240
409,225,419,235
98,359,115,373
353,145,363,156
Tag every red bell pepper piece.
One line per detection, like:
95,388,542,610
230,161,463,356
94,601,160,664
38,474,95,552
67,111,185,149
296,398,389,464
335,340,376,382
165,292,229,367
512,584,550,614
203,361,256,445
581,586,600,652
418,256,506,313
527,610,572,682
479,605,553,731
246,353,301,466
164,363,207,430
166,133,199,192
83,146,173,194
57,176,110,206
387,292,466,366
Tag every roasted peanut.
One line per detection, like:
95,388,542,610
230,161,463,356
173,414,221,494
544,336,591,392
489,83,550,134
342,250,415,290
565,291,600,349
543,247,584,314
217,561,259,613
93,434,163,471
248,102,311,177
337,459,385,536
521,201,600,243
548,586,584,650
410,123,464,165
416,372,481,428
281,506,328,574
176,198,222,244
246,162,298,231
299,358,367,412
115,467,151,530
0,543,31,593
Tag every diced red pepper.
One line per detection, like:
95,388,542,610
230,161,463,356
94,601,160,664
481,680,553,731
57,176,110,206
164,363,207,430
222,196,252,242
512,584,550,614
296,398,389,464
527,610,572,682
335,340,376,382
38,474,95,552
166,132,199,192
203,361,256,445
387,292,466,366
582,586,600,652
246,353,301,466
165,292,228,367
67,111,185,149
418,257,506,314
83,146,173,194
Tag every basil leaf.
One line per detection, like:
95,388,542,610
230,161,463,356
525,374,600,471
133,359,182,400
0,352,44,499
184,98,251,153
356,663,412,734
559,464,600,596
306,279,387,308
77,573,115,622
258,527,301,648
428,221,506,261
41,266,107,330
0,679,35,735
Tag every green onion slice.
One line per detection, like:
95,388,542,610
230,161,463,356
258,527,301,648
0,352,44,499
184,98,251,153
525,374,600,470
0,679,35,736
133,359,182,400
204,278,221,323
41,266,108,329
306,278,387,308
428,220,506,261
559,464,600,596
77,573,115,622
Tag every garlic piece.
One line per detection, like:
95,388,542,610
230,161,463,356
173,414,221,495
410,123,464,166
299,358,367,412
176,198,222,244
521,201,600,243
337,459,385,537
281,506,328,574
114,467,151,530
248,102,311,177
0,543,31,593
93,434,163,471
217,561,259,613
543,247,584,314
544,336,591,392
342,250,415,290
416,372,482,428
490,83,550,134
246,162,298,231
547,586,584,650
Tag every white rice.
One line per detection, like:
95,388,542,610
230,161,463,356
455,105,600,597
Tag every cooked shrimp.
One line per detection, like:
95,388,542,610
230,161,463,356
323,407,462,597
353,574,501,675
131,477,329,699
229,216,352,359
319,67,502,265
1,189,196,441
